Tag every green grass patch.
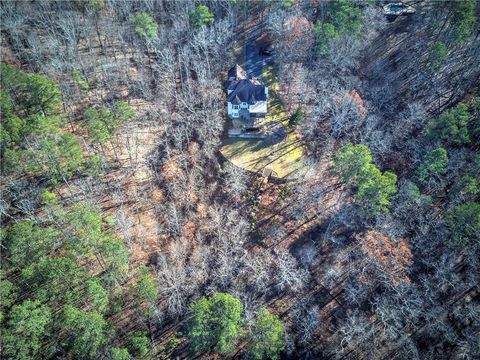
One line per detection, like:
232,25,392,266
220,65,304,179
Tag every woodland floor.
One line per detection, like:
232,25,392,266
58,98,167,268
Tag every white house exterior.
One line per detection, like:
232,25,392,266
226,65,268,122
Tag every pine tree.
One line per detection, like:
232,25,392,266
189,5,215,28
249,308,285,360
187,293,243,354
130,12,158,40
288,106,303,127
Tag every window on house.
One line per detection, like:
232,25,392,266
233,105,239,109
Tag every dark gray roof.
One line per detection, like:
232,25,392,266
228,80,266,105
227,64,266,105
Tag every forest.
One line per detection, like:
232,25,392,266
0,0,479,359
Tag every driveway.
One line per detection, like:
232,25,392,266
244,25,272,78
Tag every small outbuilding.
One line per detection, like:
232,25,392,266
383,2,416,16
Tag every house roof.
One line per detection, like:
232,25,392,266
228,64,247,80
227,65,267,105
227,80,267,105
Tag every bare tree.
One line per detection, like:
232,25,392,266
273,249,309,293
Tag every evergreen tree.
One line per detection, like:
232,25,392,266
468,97,480,142
71,69,89,92
403,181,432,205
84,102,135,145
249,308,285,360
21,256,85,305
313,22,338,55
189,5,215,28
5,221,60,270
447,0,477,42
84,108,116,144
446,202,480,246
313,0,361,56
111,347,131,360
2,300,53,360
25,132,84,186
64,203,104,259
0,63,61,117
449,175,479,201
288,106,303,127
62,305,110,358
187,293,243,354
427,103,470,145
0,64,75,179
129,333,149,357
426,41,449,72
328,0,362,35
356,164,397,216
333,144,372,186
130,12,158,40
0,274,17,322
333,144,397,216
63,204,129,282
415,147,449,185
115,101,136,122
85,279,109,314
133,265,159,307
0,89,27,148
39,189,58,206
99,235,129,283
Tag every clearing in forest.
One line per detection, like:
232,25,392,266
220,66,304,179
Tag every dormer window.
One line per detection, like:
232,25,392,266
233,105,239,110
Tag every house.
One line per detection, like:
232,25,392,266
226,64,268,126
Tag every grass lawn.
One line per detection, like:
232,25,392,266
220,66,304,179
